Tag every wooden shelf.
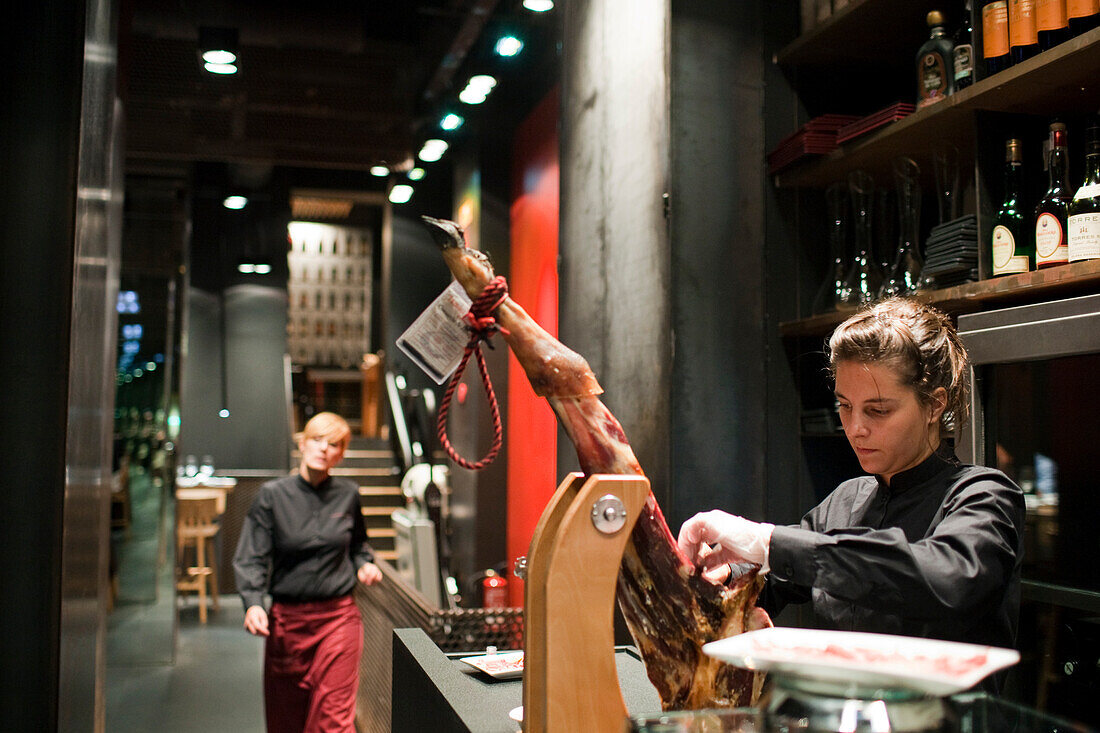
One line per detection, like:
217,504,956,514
776,0,946,68
773,26,1100,189
779,259,1100,338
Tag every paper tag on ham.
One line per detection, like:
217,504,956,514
396,280,473,384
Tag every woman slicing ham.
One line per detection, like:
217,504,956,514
679,298,1024,689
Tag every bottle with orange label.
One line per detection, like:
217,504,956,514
1009,0,1040,62
1067,0,1100,34
982,0,1013,74
1037,0,1071,48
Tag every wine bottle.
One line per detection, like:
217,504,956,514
954,1,976,90
982,1,1013,74
1067,0,1100,34
1009,0,1040,62
991,138,1033,276
917,11,955,107
1068,122,1100,263
1037,0,1071,48
1035,122,1071,268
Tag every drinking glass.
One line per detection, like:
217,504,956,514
811,182,850,314
881,156,925,297
933,143,960,224
839,170,882,306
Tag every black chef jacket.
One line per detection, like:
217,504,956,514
761,443,1024,653
233,473,374,610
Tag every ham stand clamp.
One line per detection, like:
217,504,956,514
521,472,650,733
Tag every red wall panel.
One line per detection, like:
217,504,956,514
506,87,560,606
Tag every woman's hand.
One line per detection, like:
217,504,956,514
357,561,383,586
244,605,269,637
678,510,775,573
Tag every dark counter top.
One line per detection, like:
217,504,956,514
391,627,663,733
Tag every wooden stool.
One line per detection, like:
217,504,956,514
176,495,221,623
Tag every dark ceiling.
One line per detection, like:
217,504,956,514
114,0,560,374
120,0,559,175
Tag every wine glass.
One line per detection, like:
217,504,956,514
933,143,960,224
881,156,925,297
812,182,850,314
198,455,215,479
839,170,882,306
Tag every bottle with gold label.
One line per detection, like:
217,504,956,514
1068,121,1100,263
917,10,954,108
992,138,1033,276
1035,122,1071,268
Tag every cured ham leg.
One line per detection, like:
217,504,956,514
422,216,771,709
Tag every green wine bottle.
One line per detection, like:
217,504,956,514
991,138,1033,276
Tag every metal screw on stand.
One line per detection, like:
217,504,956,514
591,494,627,534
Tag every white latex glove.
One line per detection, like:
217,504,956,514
677,510,774,574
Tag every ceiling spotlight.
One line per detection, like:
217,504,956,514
495,36,524,57
199,26,239,74
523,0,555,10
460,74,497,105
440,113,465,131
204,62,238,75
459,87,487,105
223,195,248,209
389,184,414,204
418,139,449,162
408,167,425,181
370,165,389,177
202,49,236,65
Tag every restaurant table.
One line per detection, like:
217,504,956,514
391,627,662,733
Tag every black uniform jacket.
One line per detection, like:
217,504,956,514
233,473,374,610
761,444,1025,652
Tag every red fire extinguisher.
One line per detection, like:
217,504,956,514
482,568,508,608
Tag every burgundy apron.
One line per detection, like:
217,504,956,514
264,595,362,733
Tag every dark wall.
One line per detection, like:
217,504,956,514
180,285,292,469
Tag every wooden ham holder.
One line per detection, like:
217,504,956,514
522,472,650,733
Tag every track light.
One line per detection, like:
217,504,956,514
199,26,239,75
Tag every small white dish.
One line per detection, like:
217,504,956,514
458,650,525,680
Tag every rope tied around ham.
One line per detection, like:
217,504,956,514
436,275,510,471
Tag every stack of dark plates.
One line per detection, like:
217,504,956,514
836,102,916,145
921,214,979,289
767,114,860,174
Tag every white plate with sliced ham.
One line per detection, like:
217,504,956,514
458,650,525,679
703,627,1019,697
